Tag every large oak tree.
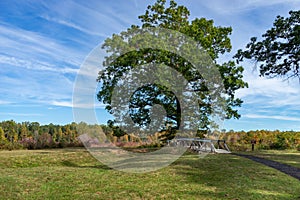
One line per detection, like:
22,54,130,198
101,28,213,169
97,0,247,138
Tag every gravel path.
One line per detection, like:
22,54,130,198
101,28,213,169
233,153,300,181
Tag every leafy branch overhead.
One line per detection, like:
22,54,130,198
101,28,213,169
235,10,300,79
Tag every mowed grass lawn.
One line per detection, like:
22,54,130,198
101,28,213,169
0,148,299,200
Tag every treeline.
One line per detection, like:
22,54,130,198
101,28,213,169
0,120,84,150
0,120,165,150
0,120,299,151
220,130,300,151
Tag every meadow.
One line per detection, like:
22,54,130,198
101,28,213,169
0,148,299,200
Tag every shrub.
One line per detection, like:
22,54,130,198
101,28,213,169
0,141,23,150
36,133,54,149
228,144,248,152
19,137,37,149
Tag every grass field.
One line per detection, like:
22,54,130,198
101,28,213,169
240,150,300,168
0,148,299,200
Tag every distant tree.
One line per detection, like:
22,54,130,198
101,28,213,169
20,123,28,139
28,122,40,134
57,128,63,142
1,120,17,142
100,124,113,135
0,127,6,142
107,120,126,137
52,128,58,142
40,125,49,135
65,125,72,143
12,130,18,143
235,10,300,79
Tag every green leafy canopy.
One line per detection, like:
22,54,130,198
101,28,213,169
97,0,247,135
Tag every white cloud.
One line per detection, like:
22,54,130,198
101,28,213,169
51,100,105,109
51,101,74,108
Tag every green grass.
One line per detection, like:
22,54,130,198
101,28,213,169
240,149,300,168
0,148,299,200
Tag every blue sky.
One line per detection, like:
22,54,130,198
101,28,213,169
0,0,300,131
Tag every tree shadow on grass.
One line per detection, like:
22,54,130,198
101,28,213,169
61,160,111,170
255,152,300,168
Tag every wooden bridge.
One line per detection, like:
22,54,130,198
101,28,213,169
168,138,231,153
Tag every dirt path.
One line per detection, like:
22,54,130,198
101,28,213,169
233,153,300,181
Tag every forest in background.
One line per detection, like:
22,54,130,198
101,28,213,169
0,120,299,151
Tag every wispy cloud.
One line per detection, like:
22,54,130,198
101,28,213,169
0,20,84,109
236,66,300,108
240,0,300,10
0,112,44,117
0,100,11,105
200,0,300,15
244,114,300,122
0,23,85,66
41,15,108,38
0,54,78,74
0,66,74,107
40,0,133,38
237,75,298,98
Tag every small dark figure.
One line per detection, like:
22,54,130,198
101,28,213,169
251,139,256,151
